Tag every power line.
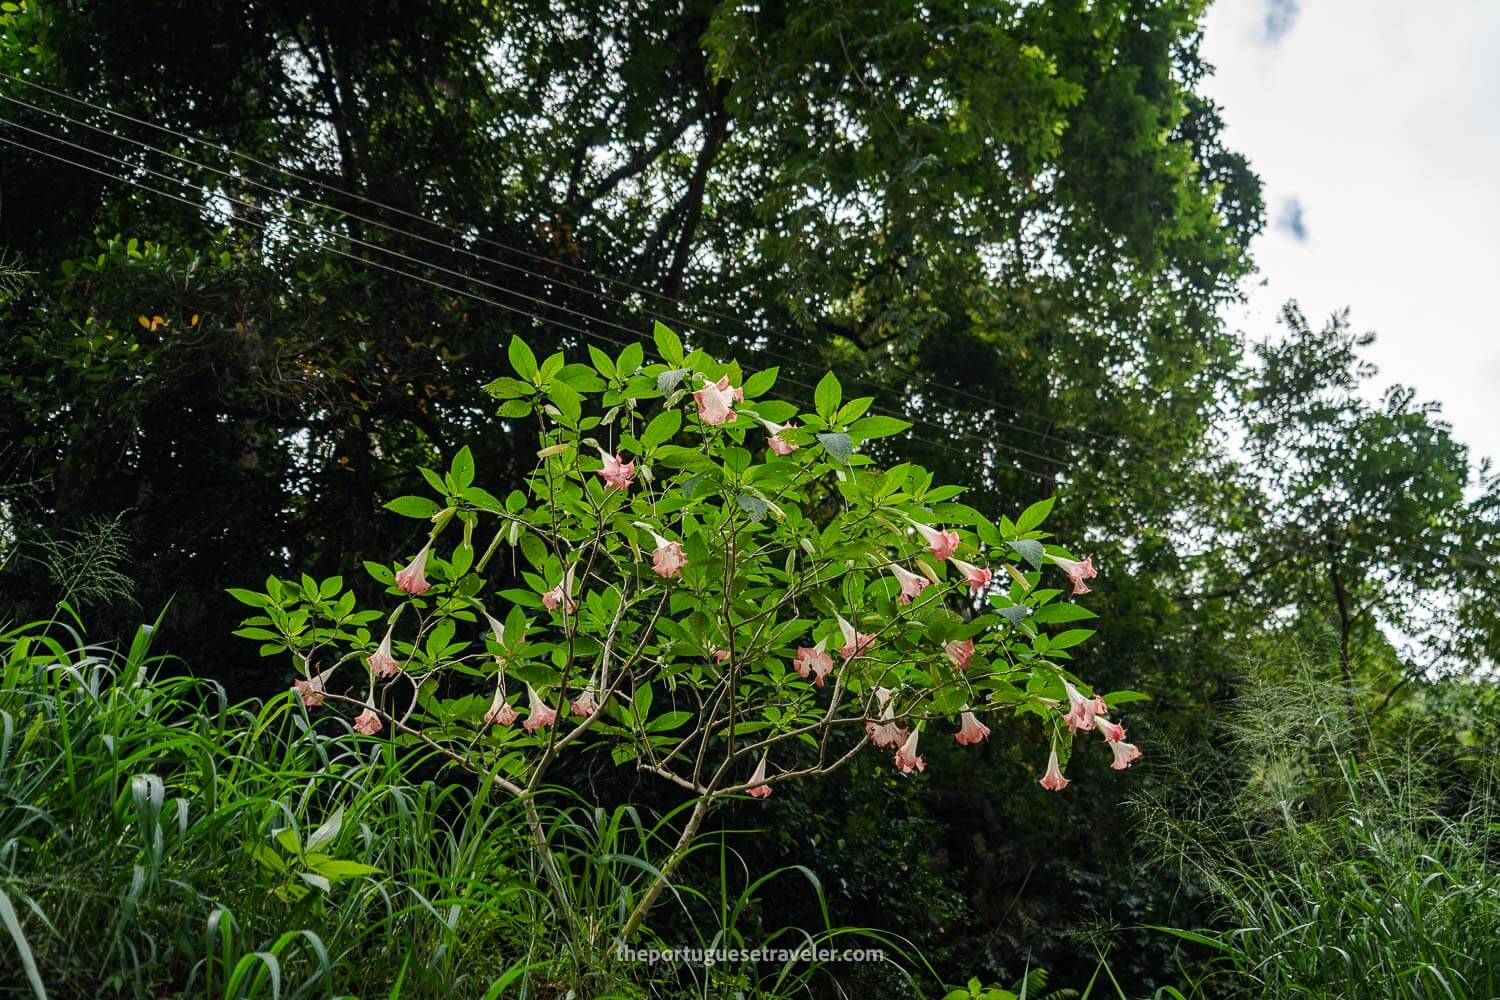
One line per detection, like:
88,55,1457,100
4,128,1484,579
0,105,1073,473
0,129,1061,486
0,71,1151,459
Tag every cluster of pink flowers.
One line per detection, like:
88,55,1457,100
1037,678,1141,791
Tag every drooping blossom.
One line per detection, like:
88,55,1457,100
353,704,383,736
950,558,993,593
912,521,961,562
523,683,558,733
1062,680,1107,733
595,448,636,490
1109,740,1142,771
293,670,331,708
865,689,908,748
894,728,926,773
767,422,799,456
793,640,834,687
888,563,930,605
945,638,975,671
395,544,432,595
746,755,773,798
1096,717,1126,744
1046,553,1097,595
648,530,688,579
483,685,518,727
484,612,507,650
1038,747,1069,791
367,627,400,678
836,613,876,662
692,379,737,426
542,568,577,614
571,682,600,719
954,710,991,746
709,646,732,663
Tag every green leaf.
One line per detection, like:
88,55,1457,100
1010,539,1045,569
498,400,533,418
617,342,644,374
226,588,267,608
816,432,853,464
304,808,344,852
656,367,691,393
813,372,842,419
1032,603,1098,624
507,336,539,380
450,446,475,490
653,321,684,365
384,496,442,519
849,415,911,439
736,493,771,522
742,367,778,398
1015,497,1056,533
641,409,682,449
1102,690,1152,707
1047,628,1095,650
587,344,617,378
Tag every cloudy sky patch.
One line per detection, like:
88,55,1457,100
1202,0,1500,467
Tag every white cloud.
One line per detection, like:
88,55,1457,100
1202,0,1500,467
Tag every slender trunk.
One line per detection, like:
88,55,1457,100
1326,542,1363,761
522,797,582,943
620,796,711,939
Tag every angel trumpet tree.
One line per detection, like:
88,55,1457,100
231,325,1139,941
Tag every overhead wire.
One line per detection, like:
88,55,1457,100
0,70,1151,459
2,94,1479,577
0,128,1060,485
0,102,1071,475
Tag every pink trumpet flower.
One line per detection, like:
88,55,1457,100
367,627,400,678
353,704,383,736
945,638,975,670
395,544,432,595
768,422,799,456
836,614,877,662
1046,553,1097,595
692,379,738,425
865,691,908,749
747,755,773,798
793,640,835,687
483,686,518,727
709,646,732,663
894,729,927,774
1039,747,1069,791
912,522,961,562
293,669,332,708
954,710,991,746
1097,717,1127,744
571,683,600,718
1109,740,1143,771
542,570,577,614
648,530,688,579
950,557,992,593
523,683,558,733
595,449,636,490
889,563,930,605
1063,680,1108,733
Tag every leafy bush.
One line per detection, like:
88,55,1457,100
1140,648,1500,999
231,328,1140,935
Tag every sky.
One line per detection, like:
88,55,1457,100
1200,0,1500,468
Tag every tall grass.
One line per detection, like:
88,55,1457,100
1139,647,1500,999
0,615,923,998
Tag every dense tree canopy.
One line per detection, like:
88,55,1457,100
3,0,1499,991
